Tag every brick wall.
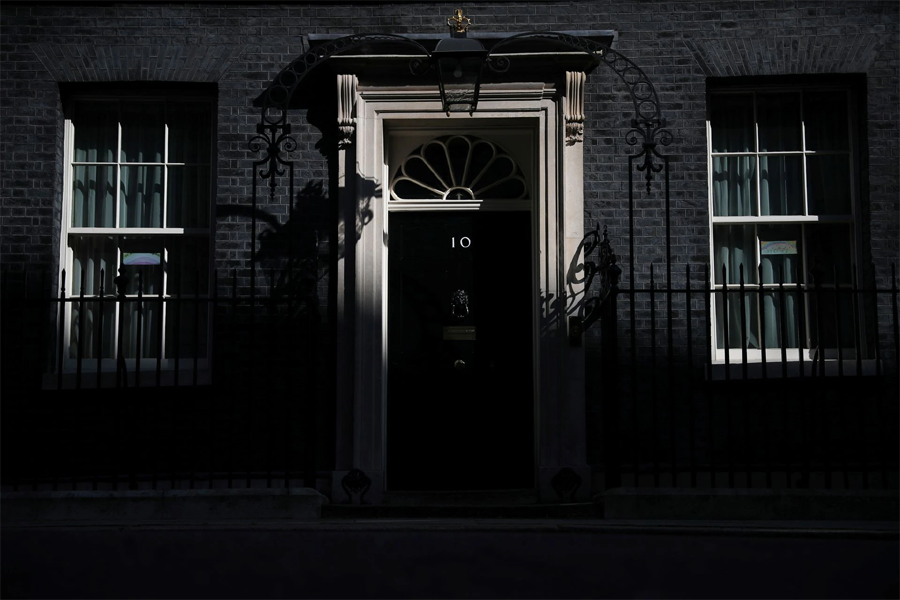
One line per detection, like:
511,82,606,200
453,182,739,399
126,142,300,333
1,1,898,391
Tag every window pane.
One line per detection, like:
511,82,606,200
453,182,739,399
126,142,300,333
72,165,116,227
167,166,210,228
69,236,117,359
120,236,164,295
120,103,164,163
73,101,117,163
70,299,116,360
121,299,161,359
712,156,757,216
760,291,800,348
758,224,802,284
805,224,853,285
710,94,753,152
69,300,116,360
447,136,471,184
759,155,802,215
714,225,756,284
715,292,759,350
119,166,163,227
804,91,849,151
757,93,801,151
400,155,446,198
807,155,851,215
168,102,211,163
71,235,117,296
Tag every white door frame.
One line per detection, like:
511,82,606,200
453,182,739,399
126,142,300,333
332,78,591,503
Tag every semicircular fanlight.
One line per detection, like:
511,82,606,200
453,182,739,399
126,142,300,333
390,135,528,201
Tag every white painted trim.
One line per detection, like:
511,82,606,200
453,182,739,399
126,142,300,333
340,81,586,496
707,84,861,357
57,95,215,381
387,200,531,212
711,216,854,224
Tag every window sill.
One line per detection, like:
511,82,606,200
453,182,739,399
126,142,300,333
707,358,882,381
42,367,211,390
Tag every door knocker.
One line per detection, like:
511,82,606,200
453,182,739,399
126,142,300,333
450,289,469,320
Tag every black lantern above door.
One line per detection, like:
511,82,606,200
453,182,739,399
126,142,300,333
432,10,488,115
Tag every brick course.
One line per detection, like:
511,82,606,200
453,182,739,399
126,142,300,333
1,1,897,389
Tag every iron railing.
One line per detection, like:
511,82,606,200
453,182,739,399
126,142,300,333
1,266,324,492
594,259,900,491
4,258,898,493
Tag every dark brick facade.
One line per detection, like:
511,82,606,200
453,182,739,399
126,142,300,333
1,3,898,487
2,2,897,275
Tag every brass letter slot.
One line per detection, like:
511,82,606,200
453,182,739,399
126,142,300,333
443,326,476,341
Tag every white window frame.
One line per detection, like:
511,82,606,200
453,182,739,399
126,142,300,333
707,82,863,365
55,91,215,386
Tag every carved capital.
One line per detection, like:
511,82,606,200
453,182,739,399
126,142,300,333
564,71,586,146
337,74,357,150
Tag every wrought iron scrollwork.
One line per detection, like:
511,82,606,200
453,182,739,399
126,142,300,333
580,224,621,334
484,55,511,74
260,34,433,129
550,467,582,502
627,118,673,193
251,34,434,200
254,30,672,191
249,122,298,200
487,31,672,191
341,468,372,504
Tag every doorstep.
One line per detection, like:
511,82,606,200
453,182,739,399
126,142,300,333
600,487,900,521
323,488,598,519
322,503,599,519
1,488,328,524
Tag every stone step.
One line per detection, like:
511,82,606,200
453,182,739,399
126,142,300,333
322,503,600,519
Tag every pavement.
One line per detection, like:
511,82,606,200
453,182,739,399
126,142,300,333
7,517,896,535
3,518,898,599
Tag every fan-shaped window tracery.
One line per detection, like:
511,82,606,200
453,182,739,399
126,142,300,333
390,135,528,201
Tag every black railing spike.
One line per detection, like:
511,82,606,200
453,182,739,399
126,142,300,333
97,269,105,388
758,263,767,381
892,263,899,363
795,266,806,378
870,263,881,377
57,268,67,390
721,263,730,376
156,266,165,387
686,262,696,488
738,263,748,380
76,268,86,390
136,270,143,390
778,265,788,375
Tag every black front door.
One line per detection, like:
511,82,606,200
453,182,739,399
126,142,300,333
387,211,534,491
